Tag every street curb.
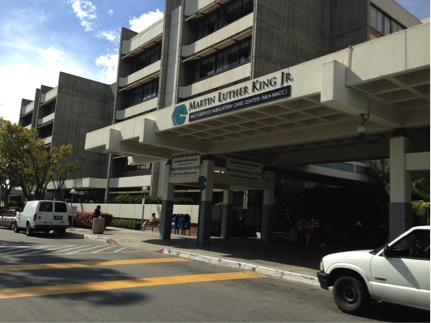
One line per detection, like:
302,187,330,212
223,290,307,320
163,248,319,286
72,231,110,243
76,231,319,286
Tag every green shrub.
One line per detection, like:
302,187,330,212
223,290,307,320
174,195,194,204
145,194,163,204
113,193,162,204
113,194,138,204
111,218,141,230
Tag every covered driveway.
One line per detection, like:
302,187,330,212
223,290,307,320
86,23,429,244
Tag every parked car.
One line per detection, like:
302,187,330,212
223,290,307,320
0,210,18,230
14,200,69,236
317,225,430,314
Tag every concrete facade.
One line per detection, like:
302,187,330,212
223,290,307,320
14,0,429,244
98,0,423,202
19,72,115,201
85,0,429,244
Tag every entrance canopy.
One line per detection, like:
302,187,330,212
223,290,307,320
86,24,429,176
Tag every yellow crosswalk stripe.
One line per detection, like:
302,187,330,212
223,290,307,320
0,272,264,299
0,258,189,271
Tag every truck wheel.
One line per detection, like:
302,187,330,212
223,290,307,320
333,276,369,314
11,222,16,231
14,223,20,233
26,223,33,236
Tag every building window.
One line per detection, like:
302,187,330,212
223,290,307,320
355,165,369,175
127,79,159,107
194,0,253,41
193,37,251,82
370,5,404,35
127,43,161,74
316,162,354,173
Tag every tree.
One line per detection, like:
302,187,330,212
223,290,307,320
0,118,15,209
46,145,81,200
0,121,36,205
368,159,430,226
0,121,81,202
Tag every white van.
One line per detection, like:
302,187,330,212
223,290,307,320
14,200,69,236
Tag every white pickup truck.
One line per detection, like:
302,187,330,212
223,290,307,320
317,225,430,314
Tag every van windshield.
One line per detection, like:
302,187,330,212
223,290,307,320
55,202,67,212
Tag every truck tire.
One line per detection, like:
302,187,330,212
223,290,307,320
26,223,33,236
333,276,369,314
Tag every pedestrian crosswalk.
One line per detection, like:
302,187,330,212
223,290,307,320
0,257,265,300
0,244,140,256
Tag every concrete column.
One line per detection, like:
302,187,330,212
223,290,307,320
221,190,234,239
159,161,174,240
389,133,413,239
197,158,214,246
261,170,275,244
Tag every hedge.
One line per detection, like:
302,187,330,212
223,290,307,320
69,211,113,228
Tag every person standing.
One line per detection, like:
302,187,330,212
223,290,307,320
296,216,311,249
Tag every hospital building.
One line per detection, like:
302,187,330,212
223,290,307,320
19,0,429,245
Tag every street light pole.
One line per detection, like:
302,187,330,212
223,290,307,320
141,186,149,228
69,189,77,230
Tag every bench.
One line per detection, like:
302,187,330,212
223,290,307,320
141,220,159,232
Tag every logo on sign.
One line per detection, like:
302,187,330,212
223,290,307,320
172,104,188,126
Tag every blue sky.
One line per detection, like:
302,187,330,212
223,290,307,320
0,0,429,123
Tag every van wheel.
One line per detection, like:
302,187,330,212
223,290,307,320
26,223,33,236
11,222,16,231
14,223,20,233
333,276,369,314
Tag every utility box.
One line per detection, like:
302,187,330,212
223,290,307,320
92,217,105,234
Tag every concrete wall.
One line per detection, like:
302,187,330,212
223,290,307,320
53,72,114,179
252,0,369,78
74,203,222,224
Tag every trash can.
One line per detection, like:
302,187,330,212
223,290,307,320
92,217,105,234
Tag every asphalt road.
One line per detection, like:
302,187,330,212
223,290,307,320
0,228,429,322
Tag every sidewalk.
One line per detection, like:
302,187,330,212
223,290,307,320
67,226,344,286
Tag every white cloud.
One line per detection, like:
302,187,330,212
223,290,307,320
0,51,102,123
70,0,98,32
108,9,114,16
97,30,119,42
129,9,164,33
95,53,119,84
0,63,59,123
39,46,65,61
